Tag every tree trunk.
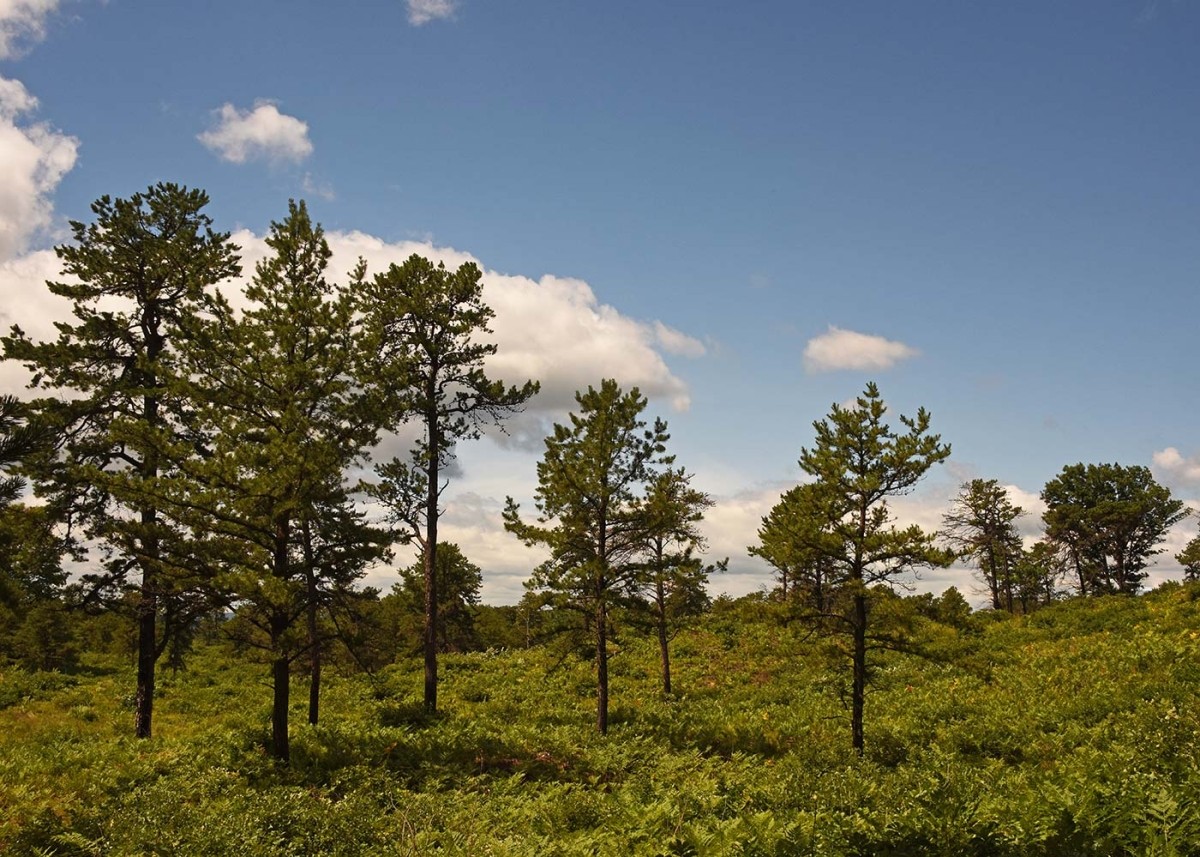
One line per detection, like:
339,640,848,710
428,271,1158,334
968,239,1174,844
307,610,321,726
423,409,440,715
851,590,866,755
272,651,290,763
134,371,161,739
986,543,1001,611
134,574,156,739
596,594,608,734
656,578,671,696
270,520,291,762
303,519,321,726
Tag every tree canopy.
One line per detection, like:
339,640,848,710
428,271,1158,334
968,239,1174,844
1042,463,1187,595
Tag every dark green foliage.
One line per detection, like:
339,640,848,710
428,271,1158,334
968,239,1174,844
392,543,483,654
942,478,1028,611
160,200,384,761
750,481,838,608
0,394,47,506
2,183,241,739
1042,462,1187,595
635,467,720,695
1177,526,1200,582
760,383,954,753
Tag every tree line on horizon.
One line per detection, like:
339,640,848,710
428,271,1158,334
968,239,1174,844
1,183,1197,761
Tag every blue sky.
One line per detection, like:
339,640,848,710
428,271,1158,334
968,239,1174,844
2,0,1198,602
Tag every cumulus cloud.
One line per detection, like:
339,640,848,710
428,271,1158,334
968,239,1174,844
701,483,792,597
287,229,697,429
803,325,919,374
407,0,457,26
1153,447,1200,486
0,0,59,59
0,76,78,261
653,321,706,358
198,102,313,164
0,248,72,393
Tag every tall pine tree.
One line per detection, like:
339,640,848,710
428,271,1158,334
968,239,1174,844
360,255,536,714
2,184,239,738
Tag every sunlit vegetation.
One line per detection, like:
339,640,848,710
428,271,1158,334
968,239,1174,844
2,586,1200,855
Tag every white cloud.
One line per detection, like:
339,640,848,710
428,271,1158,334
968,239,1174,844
702,482,791,597
0,0,59,59
653,320,706,358
803,325,919,374
0,76,78,261
1153,447,1200,486
0,248,71,392
198,102,313,165
288,229,697,426
407,0,457,26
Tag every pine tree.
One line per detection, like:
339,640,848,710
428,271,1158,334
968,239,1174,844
792,383,952,753
159,200,381,761
2,184,239,738
359,255,536,714
504,380,668,733
638,467,720,695
941,479,1025,611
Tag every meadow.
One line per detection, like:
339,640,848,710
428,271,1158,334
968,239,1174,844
3,586,1199,856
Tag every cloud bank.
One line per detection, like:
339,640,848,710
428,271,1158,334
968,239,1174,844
198,102,313,164
803,325,919,374
0,76,78,261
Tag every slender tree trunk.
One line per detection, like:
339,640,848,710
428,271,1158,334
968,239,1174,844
302,518,321,726
596,593,608,734
270,521,291,762
134,367,161,739
272,648,290,763
656,578,671,696
134,565,156,739
986,543,1002,611
851,590,866,755
423,403,440,714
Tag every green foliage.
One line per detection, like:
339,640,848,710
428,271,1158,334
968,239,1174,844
393,543,483,654
4,589,1200,855
765,383,954,753
1177,525,1200,582
1043,462,1187,595
2,183,241,739
750,481,838,608
0,394,47,507
161,199,384,760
